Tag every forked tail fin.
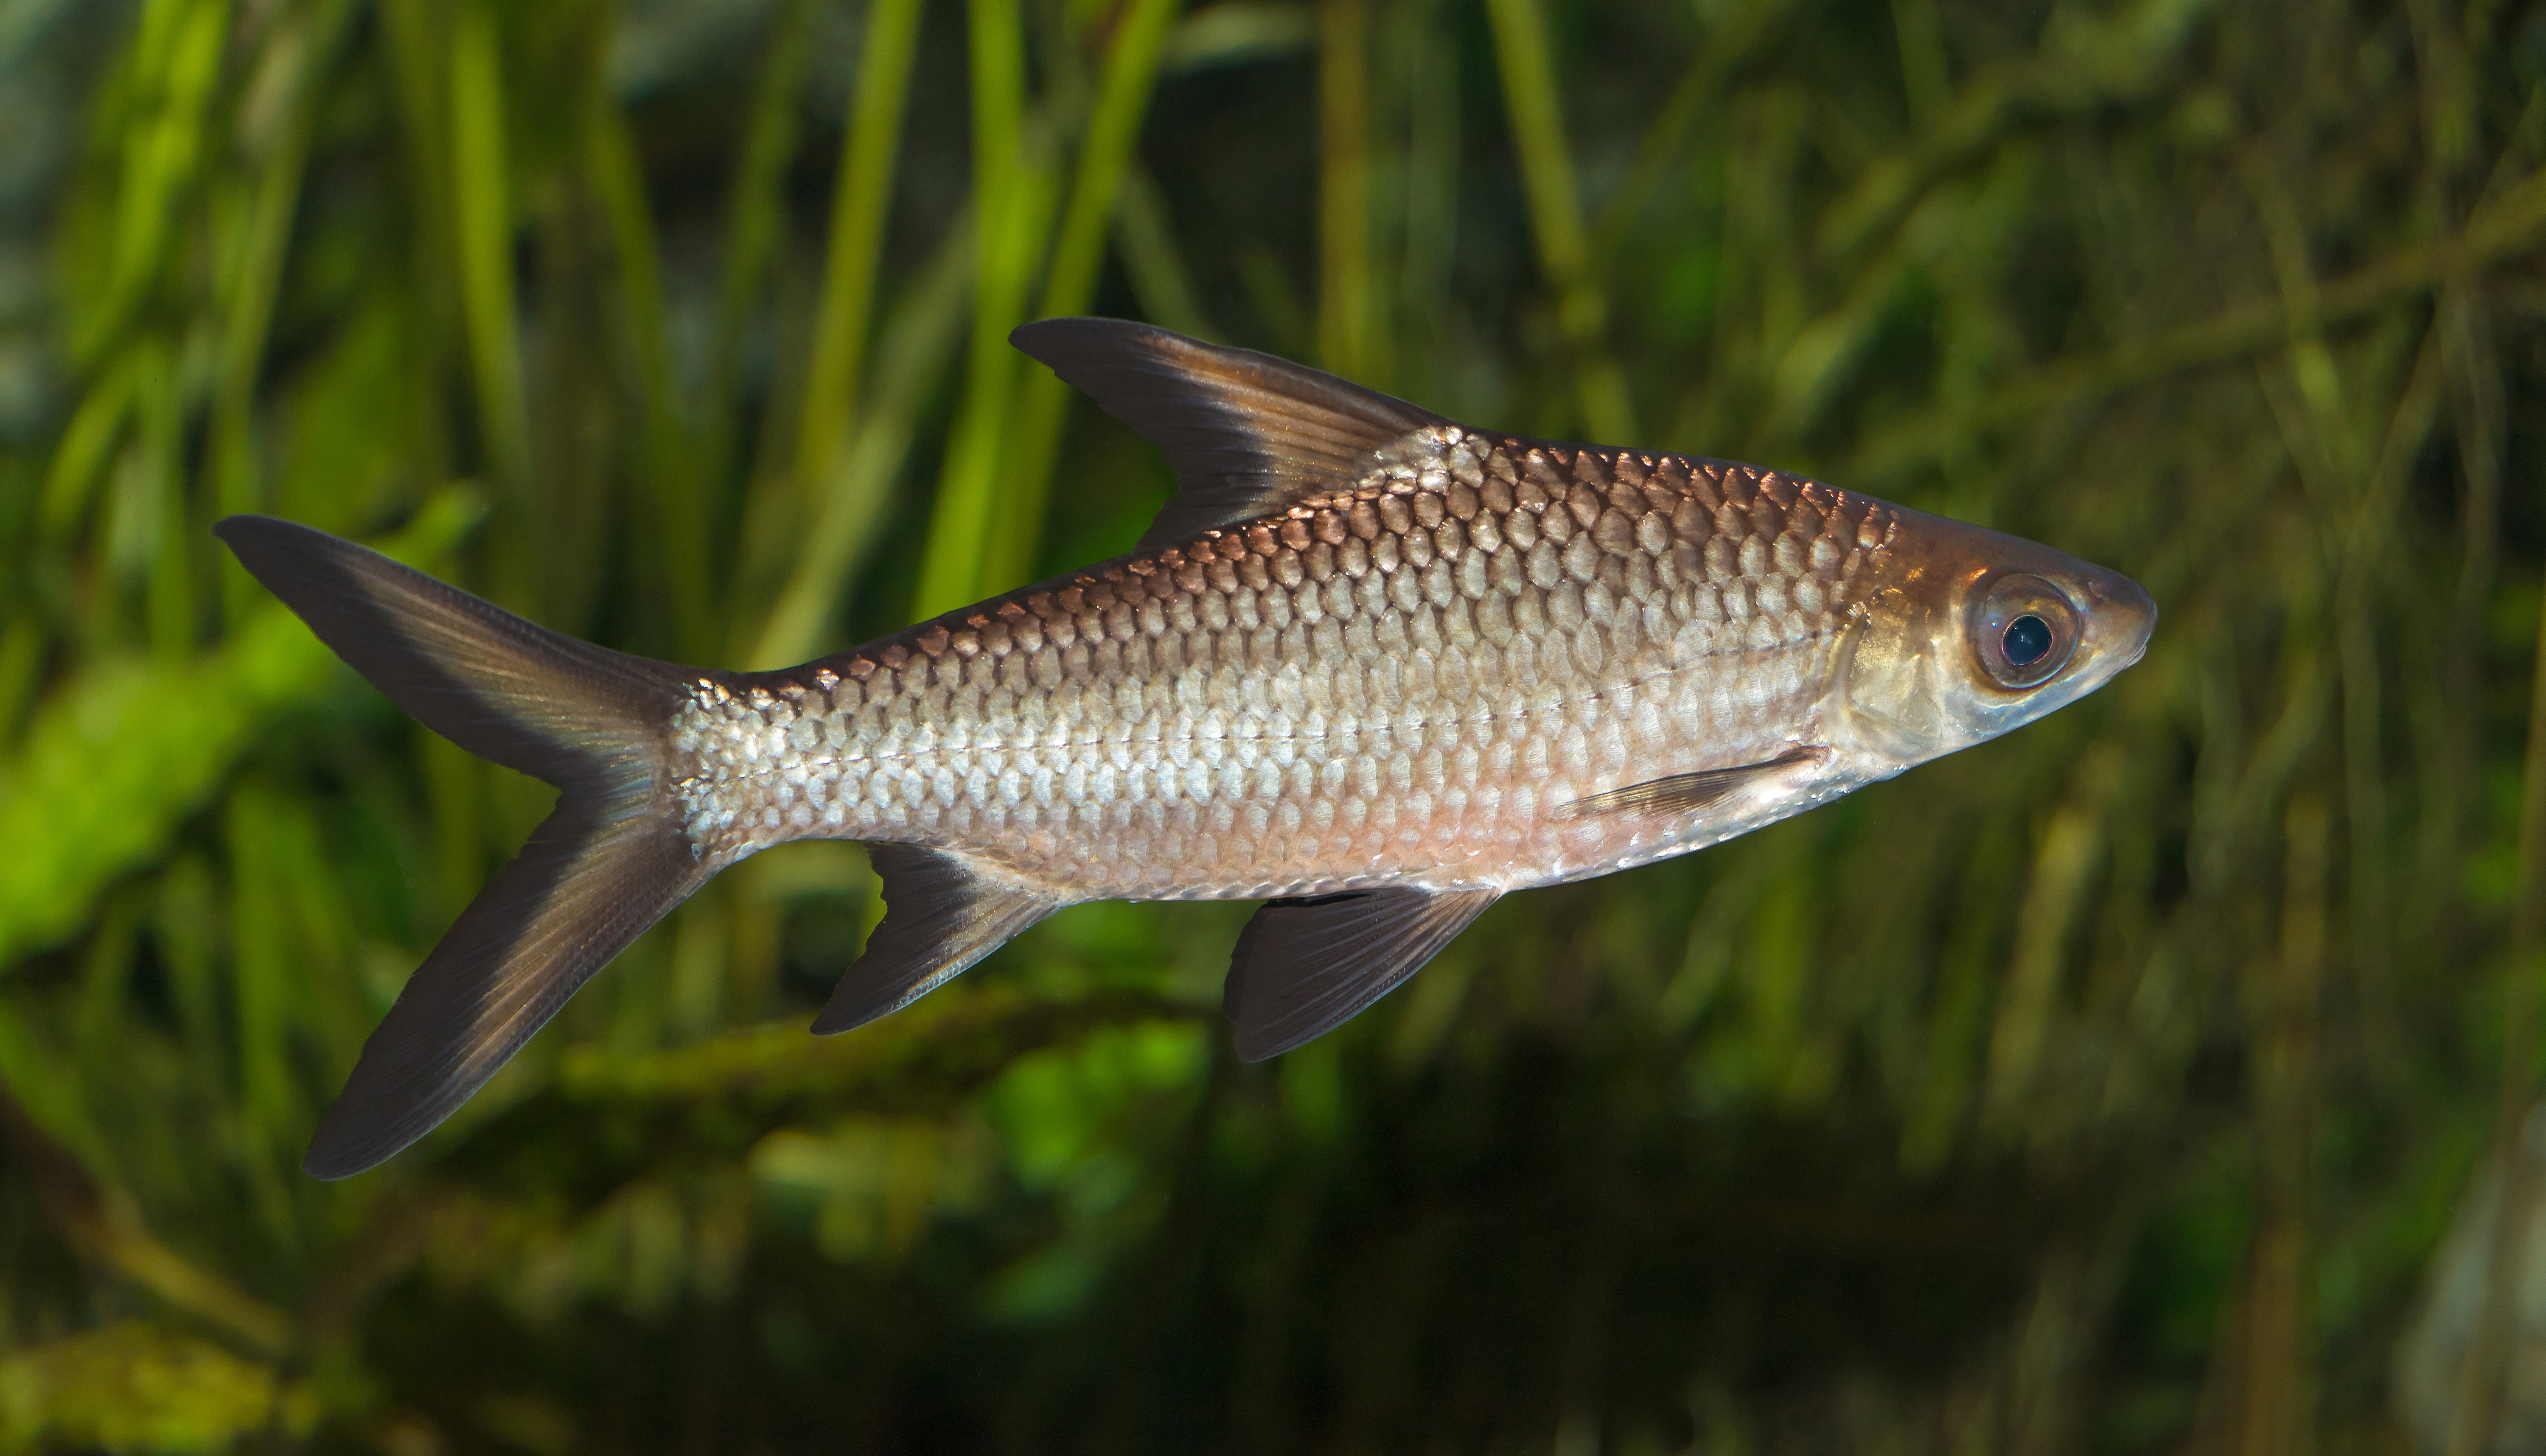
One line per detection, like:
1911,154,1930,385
216,516,713,1179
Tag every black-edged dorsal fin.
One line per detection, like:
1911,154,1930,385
1010,318,1455,552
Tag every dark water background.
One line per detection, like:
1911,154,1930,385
0,0,2542,1450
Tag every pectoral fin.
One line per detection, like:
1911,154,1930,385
813,846,1065,1034
1223,888,1501,1061
1562,746,1827,821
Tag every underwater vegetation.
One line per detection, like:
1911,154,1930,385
0,0,2541,1450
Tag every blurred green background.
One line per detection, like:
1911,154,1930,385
0,0,2541,1449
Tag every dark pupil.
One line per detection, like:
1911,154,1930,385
2002,614,2054,668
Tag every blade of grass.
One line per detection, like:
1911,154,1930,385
76,0,227,366
2237,793,2328,1456
788,0,928,529
39,350,137,544
1845,162,2546,483
1233,245,1315,359
0,490,482,972
1752,252,1907,453
1396,0,1458,336
2331,332,2448,1085
1980,804,2101,1136
914,0,1050,618
1812,0,2215,265
1889,0,1948,126
0,621,38,750
1673,84,1804,455
0,1079,292,1357
987,0,1182,590
708,0,816,498
1114,162,1215,340
145,456,189,658
1588,0,1782,257
519,8,621,638
2434,275,2506,917
69,900,138,1094
1317,0,1376,383
1157,0,1312,72
118,336,182,655
755,217,973,668
2447,373,2546,1454
150,855,224,1077
211,0,358,623
379,0,460,470
228,782,304,1227
449,0,530,497
586,95,712,654
1896,823,2017,1173
1482,0,1635,442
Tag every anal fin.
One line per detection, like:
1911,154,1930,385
1223,888,1500,1061
813,845,1065,1035
1562,746,1827,821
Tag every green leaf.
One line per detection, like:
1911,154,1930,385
0,492,482,972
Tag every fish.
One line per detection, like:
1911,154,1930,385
216,318,2155,1178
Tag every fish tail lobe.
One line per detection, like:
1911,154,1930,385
216,515,713,1179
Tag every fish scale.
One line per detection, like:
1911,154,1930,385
215,316,2152,1176
668,431,1890,900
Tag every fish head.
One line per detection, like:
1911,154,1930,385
1828,504,2155,770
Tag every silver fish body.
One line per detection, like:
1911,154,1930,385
217,319,2153,1178
681,436,1888,897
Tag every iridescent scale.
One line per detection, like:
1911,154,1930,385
669,427,1898,900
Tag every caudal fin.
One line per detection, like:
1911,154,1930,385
216,516,713,1179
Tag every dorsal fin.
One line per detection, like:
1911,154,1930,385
1010,318,1454,551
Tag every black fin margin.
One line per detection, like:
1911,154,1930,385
811,845,1066,1035
214,515,694,793
1009,318,1453,551
216,515,715,1178
1223,888,1500,1061
303,802,712,1179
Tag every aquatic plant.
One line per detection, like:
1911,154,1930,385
0,0,2538,1448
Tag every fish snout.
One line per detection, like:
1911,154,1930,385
2077,568,2156,675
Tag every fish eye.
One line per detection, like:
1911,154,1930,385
1972,575,2079,690
2003,615,2053,666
